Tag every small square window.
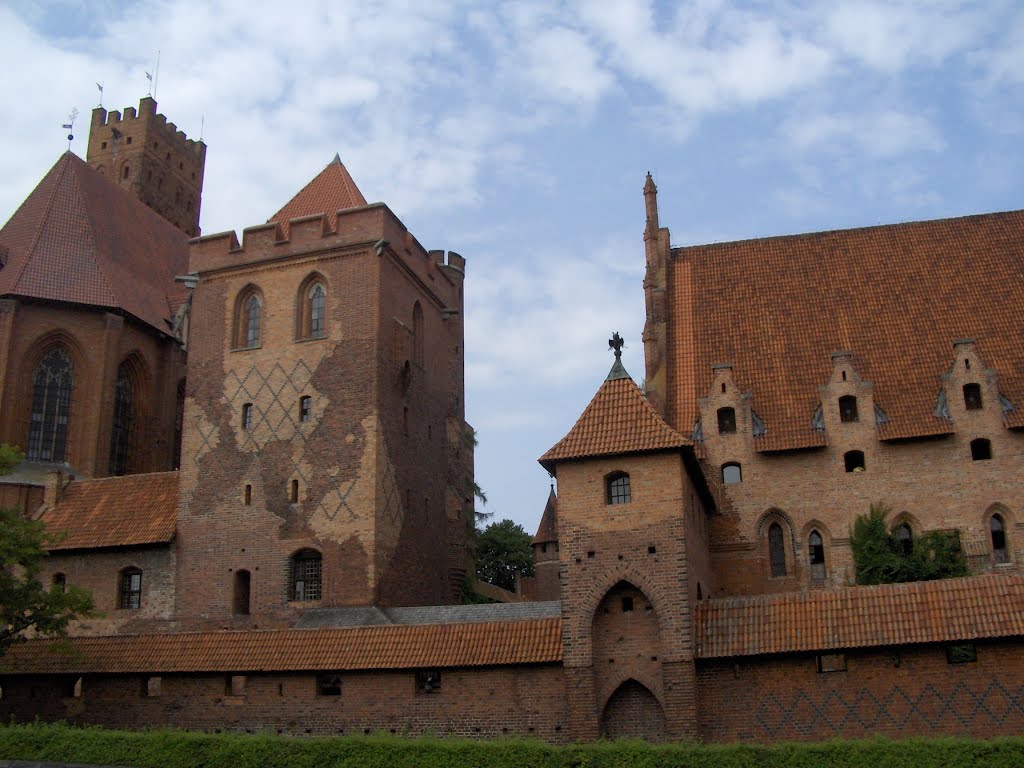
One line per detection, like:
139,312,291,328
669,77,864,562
946,643,977,664
416,670,441,693
964,384,983,411
717,407,737,434
317,673,342,696
621,596,634,613
816,654,846,673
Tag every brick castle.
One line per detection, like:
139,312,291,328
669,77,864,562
1,98,1023,743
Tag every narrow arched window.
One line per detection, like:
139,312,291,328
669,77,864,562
606,472,631,505
119,568,143,609
721,462,742,484
290,478,299,503
717,407,736,434
970,438,992,461
27,347,73,462
839,395,859,423
896,523,913,555
233,570,251,615
108,361,134,475
768,522,786,577
991,514,1008,564
291,550,322,601
844,450,865,472
245,295,261,347
309,284,325,338
808,530,825,580
964,383,982,410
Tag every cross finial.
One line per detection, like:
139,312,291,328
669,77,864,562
609,332,624,358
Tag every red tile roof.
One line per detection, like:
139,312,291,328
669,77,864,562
670,211,1024,449
42,472,178,550
0,618,562,675
268,155,367,237
695,574,1024,658
532,488,558,545
0,153,189,334
540,366,690,472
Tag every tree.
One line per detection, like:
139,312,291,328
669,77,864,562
851,502,967,586
474,518,535,592
0,444,93,656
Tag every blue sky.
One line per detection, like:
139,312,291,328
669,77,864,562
2,1,1023,536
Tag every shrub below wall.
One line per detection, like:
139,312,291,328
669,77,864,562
2,723,1024,768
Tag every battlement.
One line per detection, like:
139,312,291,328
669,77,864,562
90,97,205,159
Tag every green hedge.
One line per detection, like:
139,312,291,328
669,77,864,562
1,723,1024,768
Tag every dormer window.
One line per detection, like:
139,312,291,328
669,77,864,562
964,383,983,411
839,396,859,423
606,472,631,505
717,407,736,434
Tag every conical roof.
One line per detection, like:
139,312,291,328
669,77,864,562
532,487,558,545
268,155,367,236
539,361,690,473
0,152,189,333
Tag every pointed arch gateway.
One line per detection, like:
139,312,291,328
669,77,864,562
600,679,667,741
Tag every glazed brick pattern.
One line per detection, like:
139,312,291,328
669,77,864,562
697,641,1024,743
0,666,567,743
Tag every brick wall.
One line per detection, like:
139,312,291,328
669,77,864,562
0,664,567,742
697,640,1024,743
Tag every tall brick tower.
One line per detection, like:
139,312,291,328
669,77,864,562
87,97,205,236
539,336,715,741
174,157,472,628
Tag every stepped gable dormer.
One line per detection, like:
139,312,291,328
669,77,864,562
267,154,368,238
539,333,690,475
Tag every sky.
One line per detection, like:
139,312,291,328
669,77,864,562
2,0,1023,536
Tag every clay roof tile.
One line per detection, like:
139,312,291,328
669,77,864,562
268,155,367,237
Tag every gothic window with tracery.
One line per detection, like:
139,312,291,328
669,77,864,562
108,362,134,475
27,348,73,462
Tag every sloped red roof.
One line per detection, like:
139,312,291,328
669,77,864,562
0,153,189,334
1,618,562,674
532,488,558,545
42,471,178,550
670,210,1024,449
696,574,1024,658
268,155,367,237
540,364,690,472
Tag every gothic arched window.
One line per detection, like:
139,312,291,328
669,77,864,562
27,347,73,462
808,530,825,580
296,275,327,340
991,514,1008,564
309,284,325,338
108,361,134,475
768,522,786,577
245,295,262,347
896,522,913,555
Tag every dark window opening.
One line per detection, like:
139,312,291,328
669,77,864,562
299,396,311,422
62,676,83,698
290,479,299,503
946,643,977,664
722,462,742,484
808,530,825,580
244,484,252,506
839,395,859,423
841,370,847,382
717,407,736,434
971,438,992,461
647,545,656,554
896,523,913,555
122,164,130,179
317,673,342,696
416,669,441,693
233,570,251,615
606,472,631,505
621,596,634,613
991,514,1008,564
242,403,253,430
27,347,73,462
768,522,786,577
101,141,107,149
696,583,703,600
291,550,322,601
403,406,409,436
144,676,161,697
119,568,142,609
844,450,865,473
817,653,846,673
964,383,983,410
226,675,247,696
53,573,66,593
108,361,134,476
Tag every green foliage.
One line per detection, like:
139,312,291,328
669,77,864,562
851,503,968,586
2,724,1024,768
0,506,94,656
0,443,24,476
474,518,535,592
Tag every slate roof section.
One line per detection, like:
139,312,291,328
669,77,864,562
41,471,178,550
1,618,563,674
297,601,561,629
540,367,690,472
0,152,189,334
532,488,558,545
268,155,368,237
695,574,1024,658
671,210,1024,449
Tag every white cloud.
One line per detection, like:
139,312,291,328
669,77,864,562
785,110,945,157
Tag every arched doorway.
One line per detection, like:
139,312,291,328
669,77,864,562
600,679,666,741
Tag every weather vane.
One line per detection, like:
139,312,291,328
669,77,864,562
61,108,78,150
96,82,104,108
608,331,624,359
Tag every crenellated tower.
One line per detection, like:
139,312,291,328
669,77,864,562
87,97,206,237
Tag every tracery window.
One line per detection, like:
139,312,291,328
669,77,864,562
297,275,328,340
291,549,322,601
245,295,261,347
108,362,134,476
27,347,73,462
309,284,325,338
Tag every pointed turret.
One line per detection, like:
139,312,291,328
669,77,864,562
529,485,561,602
268,155,368,236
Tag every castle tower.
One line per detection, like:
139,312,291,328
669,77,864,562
530,486,561,601
87,97,206,237
539,334,714,742
175,157,471,627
